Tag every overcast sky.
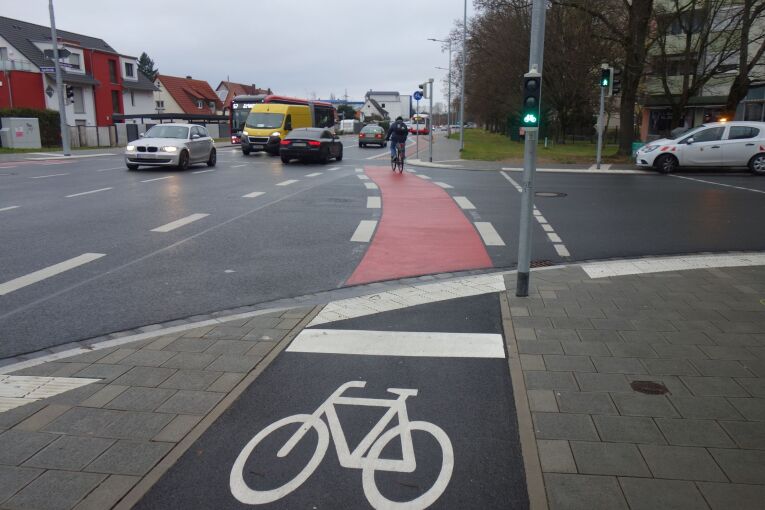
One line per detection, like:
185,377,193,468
4,0,475,105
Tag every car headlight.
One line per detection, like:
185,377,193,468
126,145,135,151
271,132,281,137
641,145,659,153
161,146,178,152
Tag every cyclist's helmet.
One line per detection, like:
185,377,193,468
396,116,403,121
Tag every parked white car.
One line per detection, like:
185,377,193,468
125,123,216,171
635,121,765,174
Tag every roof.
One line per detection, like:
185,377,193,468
366,90,400,98
122,73,158,92
365,97,388,117
0,16,116,72
157,74,223,114
216,81,270,109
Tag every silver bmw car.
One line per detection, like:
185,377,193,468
125,123,216,170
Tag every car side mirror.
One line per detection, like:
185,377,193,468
686,138,694,144
191,134,200,139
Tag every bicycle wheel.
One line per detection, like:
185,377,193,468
361,420,454,509
391,154,397,172
230,414,329,505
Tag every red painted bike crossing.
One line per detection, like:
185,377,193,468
346,166,493,285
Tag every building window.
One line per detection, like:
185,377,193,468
130,90,135,106
68,53,80,70
155,100,164,109
72,87,84,113
108,60,118,83
744,103,763,122
111,90,120,113
208,101,215,109
197,99,204,109
124,62,134,78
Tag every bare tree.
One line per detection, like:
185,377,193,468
724,0,765,115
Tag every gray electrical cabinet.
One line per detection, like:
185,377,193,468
0,117,42,149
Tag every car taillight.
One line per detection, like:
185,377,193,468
375,134,382,138
308,140,321,147
360,133,365,138
280,140,291,146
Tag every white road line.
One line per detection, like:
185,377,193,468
357,174,369,180
192,169,216,174
671,174,765,194
151,213,209,233
277,179,298,186
96,167,123,172
231,164,247,168
500,171,523,192
0,375,101,413
288,329,506,358
583,252,765,279
0,206,20,212
542,223,554,232
351,220,377,242
242,191,265,198
305,172,322,178
453,196,476,210
554,244,571,257
407,169,417,173
435,182,454,189
65,187,113,198
141,176,172,183
327,167,341,171
533,209,541,216
474,222,506,246
355,168,363,173
547,232,562,243
0,253,105,296
416,174,432,180
364,182,378,190
30,173,69,179
535,215,548,224
367,197,381,208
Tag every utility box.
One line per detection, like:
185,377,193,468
340,119,361,134
0,117,42,149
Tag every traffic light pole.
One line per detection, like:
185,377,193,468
428,78,434,163
48,0,70,156
596,81,605,169
515,0,546,298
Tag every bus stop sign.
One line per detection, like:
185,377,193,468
413,91,423,101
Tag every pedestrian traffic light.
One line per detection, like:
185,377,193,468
65,85,74,103
521,71,541,129
600,67,611,88
610,67,622,96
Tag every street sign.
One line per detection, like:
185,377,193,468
45,86,54,97
40,67,55,73
413,90,423,101
58,62,75,68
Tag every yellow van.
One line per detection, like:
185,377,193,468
241,103,312,155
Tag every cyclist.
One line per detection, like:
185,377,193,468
386,116,409,162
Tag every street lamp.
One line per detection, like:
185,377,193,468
427,38,452,138
460,0,467,151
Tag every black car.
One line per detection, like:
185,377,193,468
279,128,343,164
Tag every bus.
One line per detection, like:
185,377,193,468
231,94,337,144
409,113,430,135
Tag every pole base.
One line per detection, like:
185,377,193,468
516,271,530,297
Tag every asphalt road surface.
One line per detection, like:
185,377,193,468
2,138,764,358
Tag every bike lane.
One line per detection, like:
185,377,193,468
134,293,529,509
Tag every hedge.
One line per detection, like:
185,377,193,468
0,108,61,147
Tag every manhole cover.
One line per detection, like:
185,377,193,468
630,380,669,395
535,191,567,198
530,260,554,268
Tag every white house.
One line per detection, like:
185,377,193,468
362,91,412,120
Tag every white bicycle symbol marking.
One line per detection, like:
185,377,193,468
230,380,454,509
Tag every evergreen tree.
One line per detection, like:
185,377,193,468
137,52,158,81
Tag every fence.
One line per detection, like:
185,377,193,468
66,122,230,148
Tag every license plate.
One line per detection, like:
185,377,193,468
254,144,264,149
137,154,154,159
292,142,306,147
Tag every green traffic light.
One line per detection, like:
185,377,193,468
601,79,609,86
523,113,538,124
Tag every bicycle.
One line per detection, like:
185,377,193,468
230,380,454,509
391,142,405,173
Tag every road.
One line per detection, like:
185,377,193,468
1,137,765,358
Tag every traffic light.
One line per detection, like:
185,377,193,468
600,67,611,89
610,67,622,96
521,71,541,129
419,82,430,99
65,85,74,103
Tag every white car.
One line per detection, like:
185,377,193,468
635,121,765,174
125,123,216,171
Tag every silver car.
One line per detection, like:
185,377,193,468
125,123,216,170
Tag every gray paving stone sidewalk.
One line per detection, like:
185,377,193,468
505,264,765,510
0,307,313,510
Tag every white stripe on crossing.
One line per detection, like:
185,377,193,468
542,223,554,232
0,375,101,413
351,220,377,242
327,167,341,171
367,197,381,209
416,174,432,180
151,213,209,233
0,206,20,212
305,172,322,177
554,244,571,257
355,168,363,173
547,232,562,243
65,187,112,198
231,164,247,168
535,215,548,224
141,176,172,183
242,191,265,198
288,329,506,358
474,222,505,246
357,174,369,180
364,182,378,190
435,182,453,189
277,179,298,186
453,196,475,210
0,253,105,296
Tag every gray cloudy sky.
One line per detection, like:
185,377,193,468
4,0,475,104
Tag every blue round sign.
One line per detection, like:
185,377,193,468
413,91,423,101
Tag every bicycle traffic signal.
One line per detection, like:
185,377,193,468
521,71,541,129
610,67,622,96
600,67,611,88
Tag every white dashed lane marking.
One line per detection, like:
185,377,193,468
350,220,377,242
141,176,172,183
357,174,369,180
671,174,765,195
242,191,265,198
367,197,381,209
305,172,322,178
231,164,247,168
276,179,299,186
30,173,69,179
65,187,113,198
435,182,453,189
453,197,476,210
151,213,209,233
0,206,20,212
192,169,216,174
364,182,378,190
474,222,505,246
0,253,105,296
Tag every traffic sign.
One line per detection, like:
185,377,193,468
43,48,71,59
40,67,55,73
413,90,423,101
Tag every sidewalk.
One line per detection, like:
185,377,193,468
0,253,764,508
0,142,236,164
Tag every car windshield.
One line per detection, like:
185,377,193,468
286,129,321,140
144,126,189,139
362,127,381,133
246,113,284,129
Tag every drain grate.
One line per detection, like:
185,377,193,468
535,191,567,198
630,380,669,395
530,260,554,268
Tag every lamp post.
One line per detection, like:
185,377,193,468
428,38,452,138
459,0,467,151
49,0,70,156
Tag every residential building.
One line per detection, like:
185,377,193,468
0,16,155,127
216,81,271,115
153,74,222,117
361,91,412,121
